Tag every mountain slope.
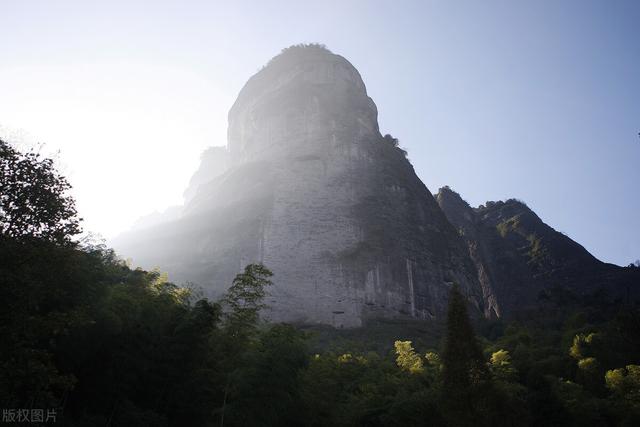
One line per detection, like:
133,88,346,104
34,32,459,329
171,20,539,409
436,186,639,316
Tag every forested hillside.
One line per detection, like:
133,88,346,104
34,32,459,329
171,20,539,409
2,139,639,426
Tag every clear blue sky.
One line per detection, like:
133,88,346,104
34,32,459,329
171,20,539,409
1,0,638,265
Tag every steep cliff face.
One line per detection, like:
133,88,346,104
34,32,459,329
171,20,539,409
111,45,639,325
436,187,640,315
113,45,483,327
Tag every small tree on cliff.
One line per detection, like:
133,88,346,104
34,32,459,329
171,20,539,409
441,284,491,425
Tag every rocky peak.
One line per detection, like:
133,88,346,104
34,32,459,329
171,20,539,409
435,186,477,236
113,45,485,327
227,44,379,165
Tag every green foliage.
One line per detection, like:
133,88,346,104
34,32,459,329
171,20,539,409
0,139,81,243
552,379,611,426
223,263,273,338
606,365,640,406
569,333,607,394
490,349,518,382
394,340,424,373
491,348,511,365
382,133,408,158
604,365,640,425
578,356,599,371
0,236,297,426
569,332,599,360
221,324,309,427
492,210,555,267
425,351,441,368
301,350,443,426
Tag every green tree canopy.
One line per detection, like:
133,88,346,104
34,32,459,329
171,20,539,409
394,340,424,374
0,139,81,244
223,263,273,338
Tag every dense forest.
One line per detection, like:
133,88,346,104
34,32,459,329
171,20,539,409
1,138,639,426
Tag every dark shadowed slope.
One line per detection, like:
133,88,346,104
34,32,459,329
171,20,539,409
436,186,640,317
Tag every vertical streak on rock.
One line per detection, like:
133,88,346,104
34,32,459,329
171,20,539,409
314,279,318,317
259,217,265,264
406,258,415,317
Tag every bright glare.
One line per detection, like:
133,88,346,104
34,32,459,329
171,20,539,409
0,62,230,238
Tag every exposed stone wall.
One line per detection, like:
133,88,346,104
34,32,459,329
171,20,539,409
217,48,483,326
113,47,485,327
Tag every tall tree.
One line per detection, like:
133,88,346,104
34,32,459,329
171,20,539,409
441,285,491,425
218,263,273,426
223,263,273,339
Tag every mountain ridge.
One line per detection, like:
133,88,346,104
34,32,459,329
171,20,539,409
436,185,639,316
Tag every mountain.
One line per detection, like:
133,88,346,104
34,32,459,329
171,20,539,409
112,44,638,327
112,44,484,327
436,186,640,316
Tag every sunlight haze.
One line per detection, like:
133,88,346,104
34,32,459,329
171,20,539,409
1,0,638,265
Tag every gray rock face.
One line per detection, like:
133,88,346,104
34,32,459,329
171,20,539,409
113,45,484,327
